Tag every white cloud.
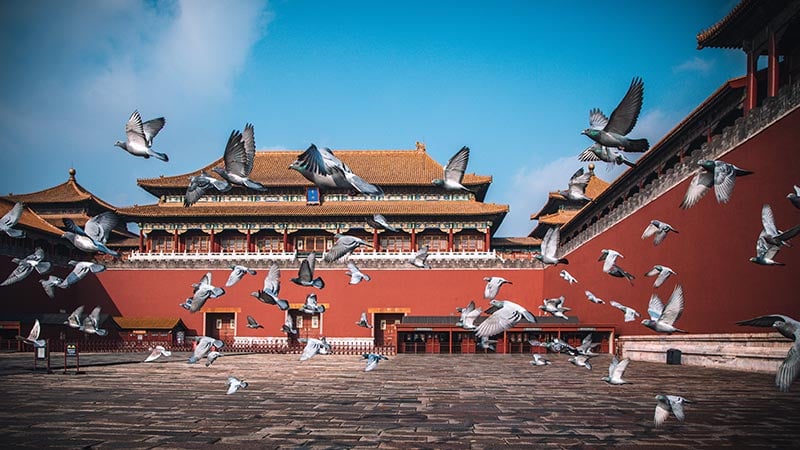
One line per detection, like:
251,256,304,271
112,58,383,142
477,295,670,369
673,56,713,75
632,108,681,149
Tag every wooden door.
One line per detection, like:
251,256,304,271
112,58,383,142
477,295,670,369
373,313,404,346
205,313,235,341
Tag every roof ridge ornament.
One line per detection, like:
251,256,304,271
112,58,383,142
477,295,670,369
69,168,76,181
415,141,426,152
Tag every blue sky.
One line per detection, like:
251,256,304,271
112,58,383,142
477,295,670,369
0,0,744,237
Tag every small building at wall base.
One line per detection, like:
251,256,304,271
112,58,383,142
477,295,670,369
113,317,188,345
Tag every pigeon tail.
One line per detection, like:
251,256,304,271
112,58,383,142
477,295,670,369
4,228,25,238
35,262,52,274
276,299,290,311
558,258,569,265
311,277,325,289
150,150,169,162
624,138,649,152
735,168,755,177
621,158,637,168
94,328,108,336
244,179,267,191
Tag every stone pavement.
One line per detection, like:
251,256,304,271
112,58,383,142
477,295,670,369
0,352,798,449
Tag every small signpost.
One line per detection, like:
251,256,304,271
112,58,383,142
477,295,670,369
63,343,84,375
32,339,53,374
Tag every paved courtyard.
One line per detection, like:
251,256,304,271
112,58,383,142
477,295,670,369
0,351,798,449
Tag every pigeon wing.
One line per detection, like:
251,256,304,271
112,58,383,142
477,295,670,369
578,144,603,162
185,175,211,207
654,402,670,428
713,162,738,204
659,285,685,326
612,357,630,380
776,343,800,392
444,146,470,184
588,108,609,130
680,170,714,209
28,319,41,340
226,379,240,395
607,355,619,379
324,238,352,263
85,212,119,244
264,263,280,295
654,269,672,288
736,314,791,328
141,117,166,146
641,223,659,240
1,202,24,228
541,227,558,258
669,397,686,422
124,110,147,146
241,123,256,176
295,144,329,176
761,204,779,237
605,77,644,136
222,129,248,177
300,339,321,361
647,295,664,321
474,306,516,338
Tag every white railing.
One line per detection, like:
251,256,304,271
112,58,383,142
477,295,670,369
349,250,498,261
126,249,499,262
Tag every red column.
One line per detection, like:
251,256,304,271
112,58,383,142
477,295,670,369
372,229,379,251
447,229,454,252
484,229,490,251
282,229,288,252
410,229,416,251
246,229,252,253
138,229,144,253
768,30,779,97
173,230,178,252
745,49,758,115
209,229,215,253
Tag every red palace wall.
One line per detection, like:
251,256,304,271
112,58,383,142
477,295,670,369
541,107,800,336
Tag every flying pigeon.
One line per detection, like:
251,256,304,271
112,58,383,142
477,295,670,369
788,185,800,209
39,275,63,299
599,249,623,273
1,247,51,286
356,312,372,329
114,110,168,161
226,376,248,394
483,276,512,300
750,230,786,266
226,265,257,287
760,204,800,249
580,77,649,153
431,146,474,193
324,234,373,263
602,356,632,385
530,354,552,366
610,300,641,322
205,351,223,367
144,345,172,362
530,337,578,355
246,315,264,329
534,227,569,266
557,167,594,201
80,306,107,336
64,306,84,329
345,261,371,285
642,285,686,334
16,319,45,348
607,265,635,284
299,337,331,361
579,144,637,168
737,314,800,392
559,270,578,285
474,300,536,338
540,296,571,320
456,300,482,330
408,245,431,269
184,171,231,207
366,214,398,232
289,144,384,196
212,124,266,190
0,202,25,238
576,334,601,356
62,211,122,258
568,354,593,370
478,336,497,351
291,252,325,288
282,315,298,335
654,395,690,428
680,159,753,209
181,272,225,313
584,290,605,304
58,261,106,289
363,353,388,372
251,263,290,310
300,293,326,314
188,336,225,364
641,220,679,246
645,265,677,288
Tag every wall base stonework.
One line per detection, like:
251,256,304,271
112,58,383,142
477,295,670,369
619,333,790,374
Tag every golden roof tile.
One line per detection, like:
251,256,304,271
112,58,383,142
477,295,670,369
4,168,117,210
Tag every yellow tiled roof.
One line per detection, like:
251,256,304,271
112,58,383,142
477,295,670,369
536,209,580,225
4,169,117,210
0,198,65,237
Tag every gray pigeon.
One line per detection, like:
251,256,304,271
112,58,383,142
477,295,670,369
289,144,383,196
584,290,605,304
181,272,225,313
1,247,51,286
345,261,371,285
324,234,373,263
363,353,388,372
205,351,223,366
534,227,569,266
642,285,686,334
560,270,578,285
114,110,168,161
540,296,571,320
607,265,635,284
530,354,551,366
431,146,474,193
366,214,398,232
246,315,263,329
568,354,593,370
300,293,326,314
644,265,677,288
530,337,578,355
788,185,800,209
654,395,690,428
478,336,498,351
291,252,325,288
599,249,623,273
282,315,298,335
16,319,45,348
456,300,482,330
144,345,172,362
579,143,637,167
641,220,679,246
64,306,84,329
601,356,631,385
483,276,512,300
226,376,248,394
356,312,372,329
408,245,431,269
0,202,25,238
188,336,225,364
299,337,331,361
680,159,753,209
610,300,641,322
760,204,800,248
251,263,290,310
557,167,594,201
80,306,107,336
226,265,257,287
475,300,536,338
62,211,121,258
184,171,231,207
750,230,785,266
576,333,601,356
212,124,266,190
39,275,63,299
580,77,649,154
737,314,800,392
58,260,106,289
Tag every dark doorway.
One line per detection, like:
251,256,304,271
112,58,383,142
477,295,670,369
374,313,404,347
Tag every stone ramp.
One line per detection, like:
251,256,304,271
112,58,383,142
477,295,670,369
0,353,798,448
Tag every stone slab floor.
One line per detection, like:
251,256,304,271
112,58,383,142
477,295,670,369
0,352,798,449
